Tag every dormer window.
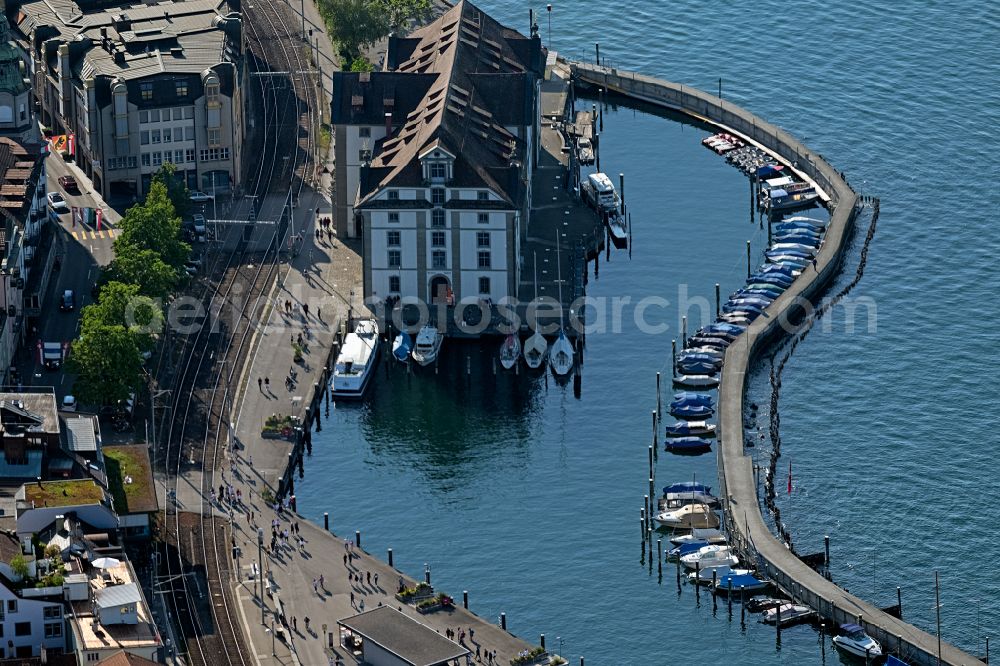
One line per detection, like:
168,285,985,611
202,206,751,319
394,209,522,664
420,147,455,184
430,163,446,180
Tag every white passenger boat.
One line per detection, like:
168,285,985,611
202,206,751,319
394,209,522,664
331,319,381,399
411,326,444,366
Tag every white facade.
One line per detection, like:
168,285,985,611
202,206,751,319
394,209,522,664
343,124,386,236
0,580,65,659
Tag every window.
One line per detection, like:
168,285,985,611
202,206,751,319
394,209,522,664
185,149,196,162
185,126,195,141
359,126,371,138
387,250,401,268
45,622,62,638
152,152,162,167
140,82,153,101
174,108,184,120
175,150,184,163
431,231,446,247
431,188,445,205
141,153,151,167
208,128,221,146
199,148,230,161
139,110,149,123
478,276,491,294
163,128,172,143
14,622,30,636
432,250,447,269
388,275,400,293
175,126,185,141
206,83,220,105
476,231,490,248
477,251,491,269
477,212,489,224
88,654,100,662
388,212,399,224
150,109,160,122
430,163,446,179
184,107,195,119
176,80,189,97
386,230,400,246
151,129,161,144
387,190,399,201
44,606,61,619
431,209,445,227
140,131,150,145
477,190,489,201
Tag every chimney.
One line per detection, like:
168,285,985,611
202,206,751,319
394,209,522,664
384,112,392,136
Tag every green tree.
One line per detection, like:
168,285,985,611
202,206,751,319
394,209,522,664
377,0,432,34
320,0,387,64
10,553,29,580
105,248,179,300
152,162,192,219
66,322,144,406
83,281,162,350
115,181,189,268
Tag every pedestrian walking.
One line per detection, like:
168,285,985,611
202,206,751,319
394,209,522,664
264,376,270,390
476,645,481,662
469,628,474,642
350,591,355,607
304,616,311,631
359,599,365,612
303,303,310,317
319,574,325,589
258,377,262,391
373,572,378,588
292,616,297,632
343,553,348,566
366,571,371,585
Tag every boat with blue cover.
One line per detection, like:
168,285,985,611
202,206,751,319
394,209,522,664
392,331,412,363
714,572,770,595
670,403,715,420
665,436,714,453
663,481,711,495
671,392,714,407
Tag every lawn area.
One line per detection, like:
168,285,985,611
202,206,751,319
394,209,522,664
24,479,104,508
103,445,157,513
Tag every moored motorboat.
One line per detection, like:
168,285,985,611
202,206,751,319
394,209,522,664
670,403,715,420
714,572,770,595
665,420,716,438
676,360,719,376
670,392,714,407
392,331,412,363
606,210,628,248
680,544,739,570
662,481,711,495
669,527,724,547
654,502,719,529
411,326,444,366
832,624,882,659
688,566,751,585
761,603,815,626
673,374,719,389
331,319,381,399
665,436,713,454
746,596,786,613
499,333,521,370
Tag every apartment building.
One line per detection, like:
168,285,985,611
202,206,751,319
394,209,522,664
10,0,245,200
332,0,542,306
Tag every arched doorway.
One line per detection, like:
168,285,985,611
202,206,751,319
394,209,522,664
429,275,451,305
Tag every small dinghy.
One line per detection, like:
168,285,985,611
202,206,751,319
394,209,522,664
392,331,412,363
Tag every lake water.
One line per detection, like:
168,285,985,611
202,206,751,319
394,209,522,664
297,2,1000,662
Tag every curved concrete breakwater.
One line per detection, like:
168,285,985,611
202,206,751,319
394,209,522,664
570,62,982,666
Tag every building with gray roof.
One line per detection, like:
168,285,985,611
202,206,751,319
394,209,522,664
8,0,246,200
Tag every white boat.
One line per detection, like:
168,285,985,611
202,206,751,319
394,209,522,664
331,319,381,399
499,334,521,370
680,544,739,570
550,330,574,376
663,490,719,508
832,624,882,659
669,528,726,547
549,232,574,377
688,565,751,585
654,503,719,529
524,253,548,369
761,603,815,626
606,210,628,247
673,374,719,389
411,326,443,366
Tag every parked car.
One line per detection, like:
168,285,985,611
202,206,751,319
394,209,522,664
47,192,70,214
62,395,77,411
189,190,214,203
58,175,80,193
60,289,75,311
192,214,207,235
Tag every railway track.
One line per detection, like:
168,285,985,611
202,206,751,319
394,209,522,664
154,0,317,662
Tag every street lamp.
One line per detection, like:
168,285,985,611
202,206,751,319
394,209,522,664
257,527,265,625
546,4,552,46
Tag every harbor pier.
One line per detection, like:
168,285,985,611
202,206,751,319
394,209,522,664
570,61,984,666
